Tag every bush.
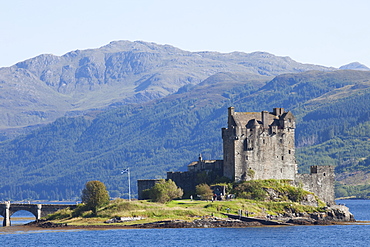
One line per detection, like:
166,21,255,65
81,180,110,214
196,183,213,200
148,179,183,203
286,186,307,202
233,181,267,200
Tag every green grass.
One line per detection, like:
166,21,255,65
46,198,325,226
45,180,327,226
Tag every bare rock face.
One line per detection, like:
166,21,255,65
324,205,355,222
303,205,355,224
0,40,334,135
130,217,263,228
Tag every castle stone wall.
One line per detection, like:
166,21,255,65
223,107,297,181
295,166,335,206
167,172,198,193
137,179,161,200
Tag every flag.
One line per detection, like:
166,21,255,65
121,168,129,174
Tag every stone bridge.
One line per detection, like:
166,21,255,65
0,202,77,226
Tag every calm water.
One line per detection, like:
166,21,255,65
1,200,370,246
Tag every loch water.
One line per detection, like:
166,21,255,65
1,200,370,247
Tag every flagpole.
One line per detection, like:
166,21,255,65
128,168,131,201
121,168,131,201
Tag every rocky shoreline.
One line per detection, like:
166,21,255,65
25,204,355,229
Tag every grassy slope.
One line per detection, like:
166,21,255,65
47,180,325,226
47,198,324,226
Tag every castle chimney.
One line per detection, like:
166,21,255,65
273,108,285,116
262,111,269,129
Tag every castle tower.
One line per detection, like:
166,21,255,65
222,107,297,181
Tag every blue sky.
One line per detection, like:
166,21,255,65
1,0,369,68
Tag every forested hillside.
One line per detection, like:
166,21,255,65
0,40,332,140
1,69,370,200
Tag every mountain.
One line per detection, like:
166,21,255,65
0,40,333,139
1,67,370,200
339,62,370,71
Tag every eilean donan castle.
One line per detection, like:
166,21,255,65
139,107,335,205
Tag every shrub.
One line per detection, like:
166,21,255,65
196,183,213,200
233,181,267,200
286,186,307,202
81,180,110,214
148,179,183,203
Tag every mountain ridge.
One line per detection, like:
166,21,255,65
0,40,334,139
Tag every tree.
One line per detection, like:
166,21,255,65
148,179,183,203
81,180,110,214
195,183,213,200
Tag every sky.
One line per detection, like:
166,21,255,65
1,0,370,68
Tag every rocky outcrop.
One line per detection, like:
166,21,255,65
316,205,355,222
285,205,355,225
26,219,68,228
130,217,263,228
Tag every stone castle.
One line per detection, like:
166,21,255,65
138,107,335,205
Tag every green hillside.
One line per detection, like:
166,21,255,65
1,70,370,200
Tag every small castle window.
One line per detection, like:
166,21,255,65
282,156,284,160
323,173,326,176
263,139,265,144
288,150,291,154
246,156,248,160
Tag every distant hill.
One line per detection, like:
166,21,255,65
0,40,333,139
1,69,370,200
339,62,370,71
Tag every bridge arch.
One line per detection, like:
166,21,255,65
0,202,76,226
7,207,39,219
